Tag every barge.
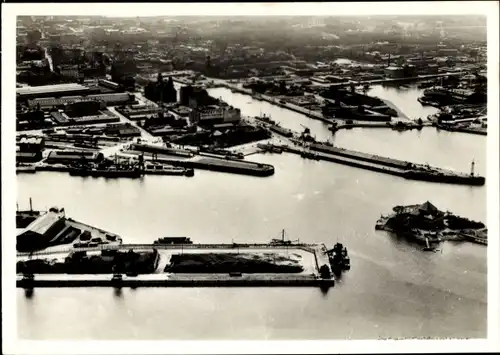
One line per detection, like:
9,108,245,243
144,163,194,177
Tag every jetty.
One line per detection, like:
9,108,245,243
17,242,337,289
16,211,340,290
257,141,485,186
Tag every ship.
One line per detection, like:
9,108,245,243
257,143,283,154
69,165,90,177
403,168,485,186
89,166,142,178
69,165,142,179
269,229,299,246
268,124,294,138
418,96,440,107
300,150,320,160
326,243,351,275
154,237,193,245
144,163,194,177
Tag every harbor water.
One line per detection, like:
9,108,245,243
17,86,487,340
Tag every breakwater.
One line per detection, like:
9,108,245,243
259,142,484,186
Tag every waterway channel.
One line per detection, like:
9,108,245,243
17,85,487,340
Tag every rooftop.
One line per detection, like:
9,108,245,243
20,211,65,237
17,83,90,96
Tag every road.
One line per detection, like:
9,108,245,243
106,106,155,140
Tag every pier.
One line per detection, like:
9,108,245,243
258,142,485,186
122,148,275,177
17,242,336,289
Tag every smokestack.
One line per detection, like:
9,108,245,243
388,54,391,67
29,197,32,212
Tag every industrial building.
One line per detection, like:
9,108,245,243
180,85,218,108
105,123,142,137
27,93,136,109
189,104,241,126
16,136,45,163
144,73,177,104
57,64,81,79
45,150,104,164
98,79,121,91
384,66,406,78
16,83,99,101
16,210,67,251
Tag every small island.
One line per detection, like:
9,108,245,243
376,201,487,247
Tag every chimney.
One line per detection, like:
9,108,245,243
387,54,391,67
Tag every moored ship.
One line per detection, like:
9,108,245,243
69,165,142,179
154,237,193,245
144,163,194,177
326,243,351,276
403,168,485,186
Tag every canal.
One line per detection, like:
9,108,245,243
17,85,487,340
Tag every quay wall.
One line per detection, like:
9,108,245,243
17,277,335,288
276,144,484,186
170,158,275,177
217,82,334,124
281,145,405,178
308,143,410,169
437,126,487,136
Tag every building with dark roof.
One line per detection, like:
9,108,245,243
16,136,44,162
180,85,218,108
45,150,104,164
144,73,177,104
16,211,66,251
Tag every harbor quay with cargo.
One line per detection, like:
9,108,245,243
16,207,350,290
15,56,486,185
250,116,484,186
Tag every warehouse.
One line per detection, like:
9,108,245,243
16,83,99,101
16,210,67,251
27,93,137,109
45,150,104,164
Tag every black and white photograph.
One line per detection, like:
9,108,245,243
2,2,499,354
